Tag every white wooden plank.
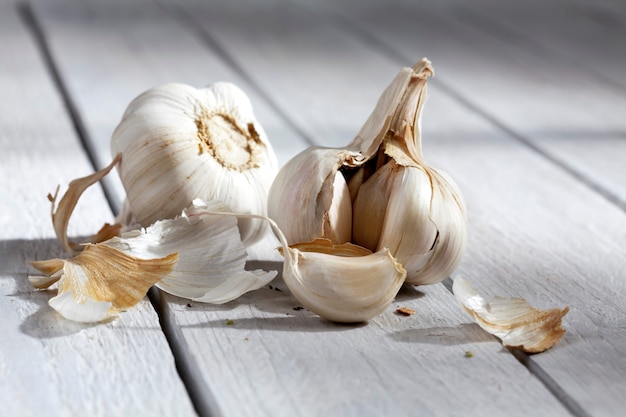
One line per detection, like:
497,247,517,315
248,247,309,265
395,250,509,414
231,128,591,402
312,0,626,415
34,0,626,416
156,0,597,415
327,0,626,208
34,0,573,415
441,0,626,90
174,0,626,416
0,4,196,416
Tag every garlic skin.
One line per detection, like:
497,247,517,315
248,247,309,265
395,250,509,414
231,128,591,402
269,59,467,285
104,200,277,304
30,245,178,323
452,277,569,353
111,82,278,246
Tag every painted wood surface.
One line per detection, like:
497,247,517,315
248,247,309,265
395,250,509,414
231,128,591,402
2,0,624,416
0,3,197,416
31,0,574,416
325,0,626,209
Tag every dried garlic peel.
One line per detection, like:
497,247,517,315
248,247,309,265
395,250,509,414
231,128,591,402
452,277,569,353
30,245,177,322
49,153,122,255
104,200,277,304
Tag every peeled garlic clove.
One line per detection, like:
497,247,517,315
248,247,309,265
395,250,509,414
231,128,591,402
111,82,278,246
103,200,277,303
452,277,569,353
268,58,467,286
30,245,177,322
281,238,406,323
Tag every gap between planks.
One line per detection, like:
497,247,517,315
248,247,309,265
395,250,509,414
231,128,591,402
18,3,212,416
17,1,121,215
326,7,626,215
22,1,607,416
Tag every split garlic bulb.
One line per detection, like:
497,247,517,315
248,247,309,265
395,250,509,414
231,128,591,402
269,59,467,286
111,81,278,246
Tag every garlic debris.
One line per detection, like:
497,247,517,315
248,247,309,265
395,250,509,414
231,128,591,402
269,59,467,285
111,81,278,246
452,277,569,353
104,199,277,303
30,200,277,322
30,245,177,322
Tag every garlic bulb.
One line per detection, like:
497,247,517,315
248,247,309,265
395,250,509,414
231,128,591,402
269,59,467,285
111,81,278,246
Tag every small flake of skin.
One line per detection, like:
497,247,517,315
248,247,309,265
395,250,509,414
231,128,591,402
395,306,415,316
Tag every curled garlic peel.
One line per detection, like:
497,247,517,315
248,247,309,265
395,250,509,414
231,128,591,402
111,81,278,246
269,59,467,285
452,277,569,353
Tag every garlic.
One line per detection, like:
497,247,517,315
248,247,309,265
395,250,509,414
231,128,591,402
232,215,407,323
111,81,278,246
268,59,467,285
104,199,277,304
30,245,178,322
452,277,569,353
280,239,406,322
31,200,277,322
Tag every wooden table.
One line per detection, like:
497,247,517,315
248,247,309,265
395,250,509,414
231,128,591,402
2,0,625,416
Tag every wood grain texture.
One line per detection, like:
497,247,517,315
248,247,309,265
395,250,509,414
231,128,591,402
326,0,626,208
0,4,196,416
35,0,574,415
173,1,626,416
313,0,626,415
26,0,626,416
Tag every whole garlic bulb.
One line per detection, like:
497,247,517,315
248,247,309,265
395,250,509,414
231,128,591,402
269,59,467,285
111,82,278,246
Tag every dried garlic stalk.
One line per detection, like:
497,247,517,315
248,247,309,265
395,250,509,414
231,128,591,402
452,277,569,353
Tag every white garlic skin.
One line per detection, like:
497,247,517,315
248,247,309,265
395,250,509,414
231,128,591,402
111,82,278,246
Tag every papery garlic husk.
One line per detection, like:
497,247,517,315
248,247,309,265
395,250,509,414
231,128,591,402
111,81,278,246
280,238,406,323
30,245,178,322
103,199,277,303
452,277,569,353
268,59,467,285
30,199,278,322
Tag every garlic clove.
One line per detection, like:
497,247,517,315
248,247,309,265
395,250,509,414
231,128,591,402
410,170,467,285
268,147,361,244
452,277,569,353
30,245,177,323
362,162,440,280
103,200,277,303
280,238,407,323
111,82,277,246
